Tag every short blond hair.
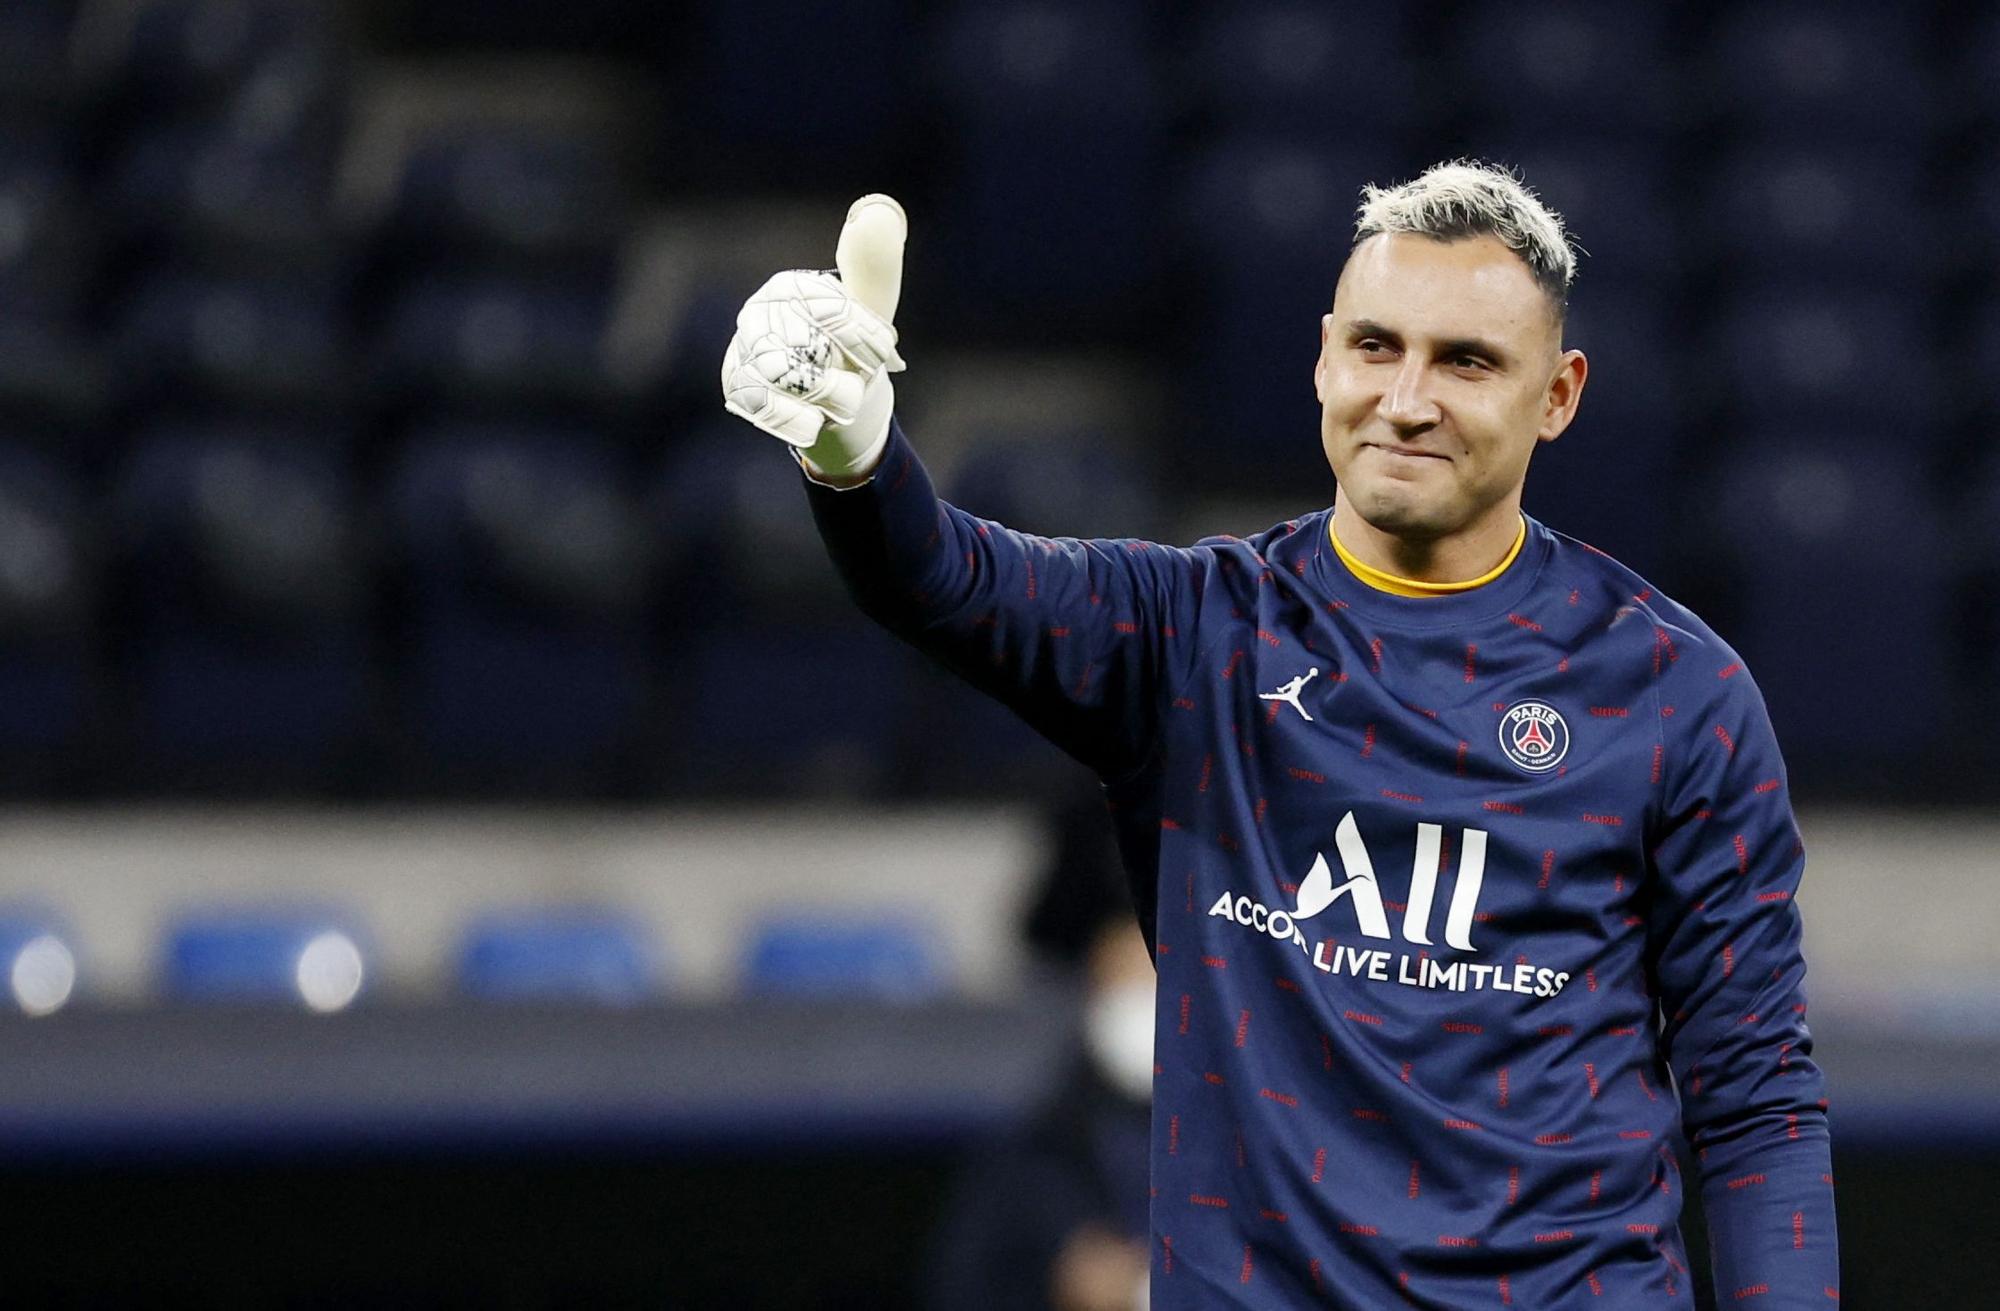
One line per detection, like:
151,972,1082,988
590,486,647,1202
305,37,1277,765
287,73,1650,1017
1353,159,1582,320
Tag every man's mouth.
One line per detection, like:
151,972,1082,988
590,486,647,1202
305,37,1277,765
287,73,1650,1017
1366,443,1448,461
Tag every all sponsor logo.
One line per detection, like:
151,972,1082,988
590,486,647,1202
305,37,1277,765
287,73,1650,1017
1206,811,1572,999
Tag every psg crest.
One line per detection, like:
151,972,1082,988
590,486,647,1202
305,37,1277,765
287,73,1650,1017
1499,700,1570,774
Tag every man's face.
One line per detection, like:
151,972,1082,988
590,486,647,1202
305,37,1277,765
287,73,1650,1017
1314,232,1585,542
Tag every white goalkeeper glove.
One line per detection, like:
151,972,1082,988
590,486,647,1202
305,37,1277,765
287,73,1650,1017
720,194,908,482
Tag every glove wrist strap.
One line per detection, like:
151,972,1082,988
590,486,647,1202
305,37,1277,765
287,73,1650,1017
797,374,892,487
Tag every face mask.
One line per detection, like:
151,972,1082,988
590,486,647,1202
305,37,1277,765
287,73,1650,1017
1084,979,1156,1103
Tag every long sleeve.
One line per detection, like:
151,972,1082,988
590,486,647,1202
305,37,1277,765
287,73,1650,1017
1644,637,1840,1305
800,417,1210,782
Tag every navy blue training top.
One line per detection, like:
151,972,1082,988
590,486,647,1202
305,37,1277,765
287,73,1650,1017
802,420,1839,1309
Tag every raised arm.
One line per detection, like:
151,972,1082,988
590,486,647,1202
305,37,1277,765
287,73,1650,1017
719,196,1211,782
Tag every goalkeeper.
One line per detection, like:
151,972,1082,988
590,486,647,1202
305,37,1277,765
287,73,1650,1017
723,162,1839,1309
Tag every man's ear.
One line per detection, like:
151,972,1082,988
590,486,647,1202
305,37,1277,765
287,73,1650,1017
1536,348,1588,445
1314,314,1331,404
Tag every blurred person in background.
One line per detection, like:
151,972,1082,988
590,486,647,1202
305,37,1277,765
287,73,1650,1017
925,795,1152,1311
723,161,1838,1306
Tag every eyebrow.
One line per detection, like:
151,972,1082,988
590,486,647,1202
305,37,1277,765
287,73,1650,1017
1343,319,1516,371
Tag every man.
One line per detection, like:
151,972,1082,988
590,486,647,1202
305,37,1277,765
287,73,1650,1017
721,160,1839,1307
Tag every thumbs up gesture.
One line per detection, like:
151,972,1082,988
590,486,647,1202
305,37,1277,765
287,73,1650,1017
721,195,908,480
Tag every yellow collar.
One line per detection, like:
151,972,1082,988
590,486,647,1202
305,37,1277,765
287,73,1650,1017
1329,515,1527,597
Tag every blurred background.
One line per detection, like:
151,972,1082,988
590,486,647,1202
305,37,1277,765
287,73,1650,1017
0,0,1995,1305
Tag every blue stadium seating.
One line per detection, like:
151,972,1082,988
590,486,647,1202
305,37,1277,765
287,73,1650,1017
163,907,371,1009
382,124,627,259
388,423,653,789
0,125,94,326
1707,436,1948,786
685,0,911,179
104,116,344,255
1968,9,2000,117
0,1,79,110
1522,291,1679,574
653,422,858,622
376,272,614,407
927,1,1165,329
85,0,338,109
945,429,1163,543
112,267,351,409
1975,298,2000,421
455,907,659,1004
115,423,369,789
1702,3,1933,144
1187,4,1418,148
743,913,941,1001
0,907,79,1015
668,621,908,800
1709,285,1940,434
0,443,99,791
900,671,1071,800
1698,143,1936,284
1449,1,1677,139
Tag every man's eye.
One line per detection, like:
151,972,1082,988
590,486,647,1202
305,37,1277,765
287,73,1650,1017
1454,355,1487,370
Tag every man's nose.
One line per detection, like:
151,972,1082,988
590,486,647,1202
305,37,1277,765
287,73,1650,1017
1377,356,1441,430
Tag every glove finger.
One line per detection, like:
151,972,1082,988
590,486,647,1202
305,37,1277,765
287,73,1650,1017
738,313,843,408
790,270,906,378
723,359,826,447
809,368,867,427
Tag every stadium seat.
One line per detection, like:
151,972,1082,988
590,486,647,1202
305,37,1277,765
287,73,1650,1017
1701,2,1933,144
1967,9,2000,119
944,428,1162,543
683,0,912,182
743,913,942,1001
1708,285,1940,434
926,1,1165,331
114,423,370,791
75,0,338,110
1521,291,1679,574
0,443,100,792
0,0,79,111
388,423,654,791
652,421,855,623
381,123,628,260
111,267,352,410
102,114,345,255
375,271,615,409
1697,142,1936,284
1707,437,1948,789
0,124,94,327
1974,298,2000,425
1187,4,1417,148
162,907,371,1011
1961,463,2000,751
0,908,79,1015
1448,1,1677,139
455,907,659,1004
899,671,1073,801
666,621,908,800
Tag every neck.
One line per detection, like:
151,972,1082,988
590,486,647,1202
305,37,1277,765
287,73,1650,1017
1329,491,1526,585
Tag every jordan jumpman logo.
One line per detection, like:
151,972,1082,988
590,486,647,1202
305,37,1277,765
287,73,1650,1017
1258,668,1320,722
